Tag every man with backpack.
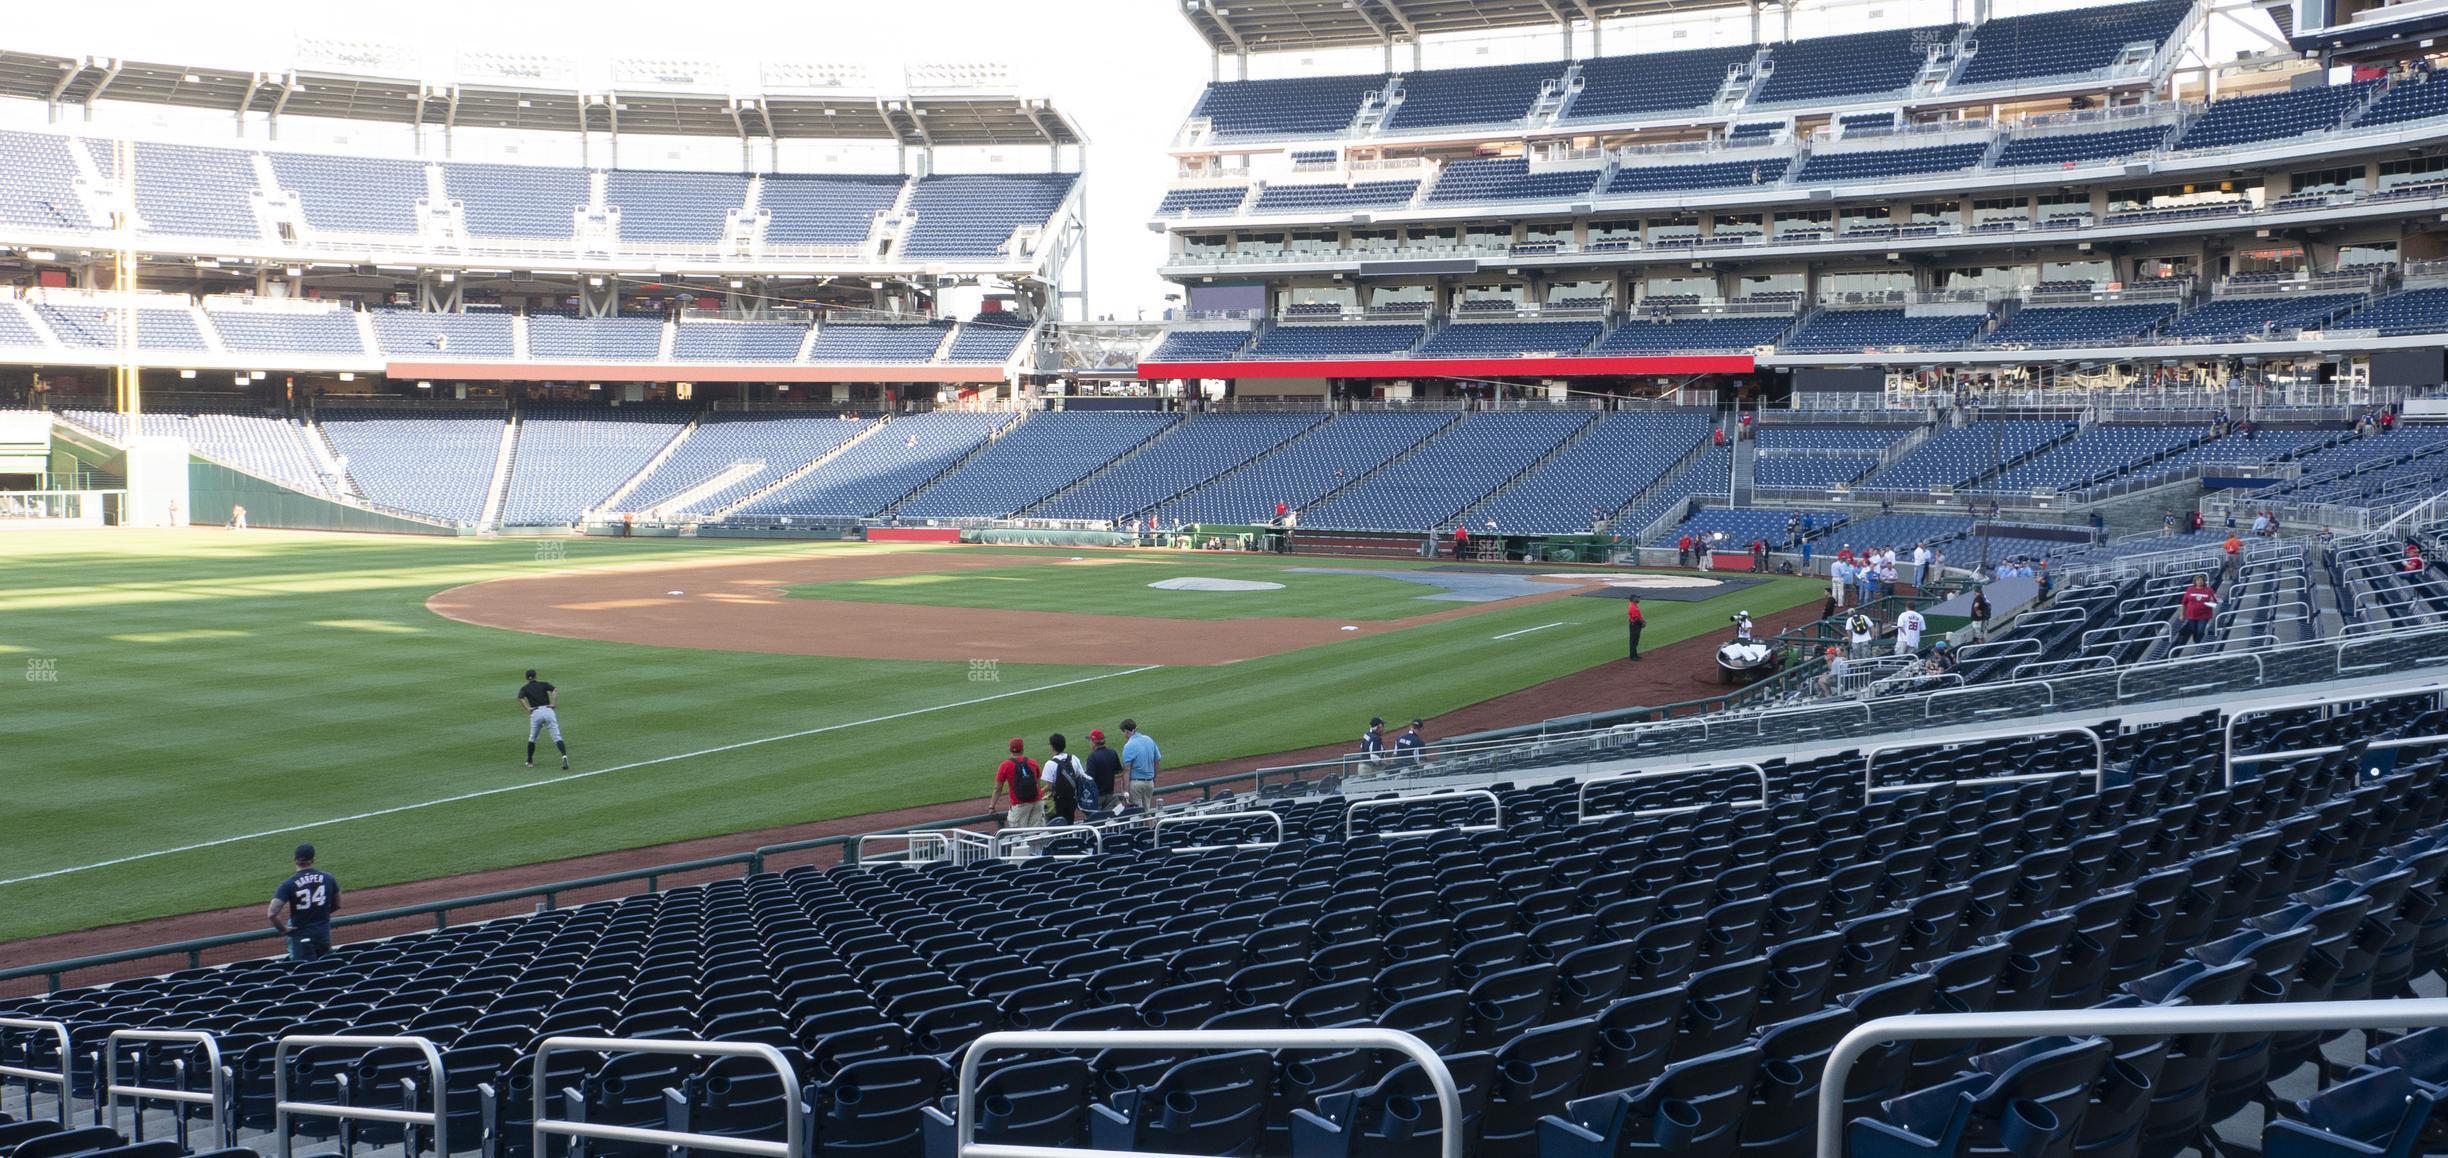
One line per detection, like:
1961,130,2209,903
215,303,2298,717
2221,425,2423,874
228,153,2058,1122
992,738,1044,829
1846,610,1877,658
1043,733,1095,823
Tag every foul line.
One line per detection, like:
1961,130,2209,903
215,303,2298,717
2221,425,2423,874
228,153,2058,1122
0,664,1164,888
1491,622,1566,640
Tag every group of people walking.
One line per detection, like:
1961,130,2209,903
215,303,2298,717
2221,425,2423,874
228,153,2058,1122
991,720,1161,828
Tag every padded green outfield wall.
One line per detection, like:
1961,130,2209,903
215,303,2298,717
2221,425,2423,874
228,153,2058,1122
186,462,462,535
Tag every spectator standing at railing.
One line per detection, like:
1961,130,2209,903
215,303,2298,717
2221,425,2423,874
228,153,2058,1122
1044,733,1093,824
1120,718,1161,811
1801,539,1814,570
1358,716,1387,774
1830,557,1852,607
2251,511,2271,536
2175,576,2218,648
1911,543,1931,589
1971,588,1994,637
2222,533,2243,579
992,738,1044,830
1083,728,1121,803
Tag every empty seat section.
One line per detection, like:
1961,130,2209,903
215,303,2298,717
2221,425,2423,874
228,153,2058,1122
369,309,514,358
1753,25,1959,105
807,323,949,363
207,307,366,356
1992,124,2171,167
1973,423,2204,494
2354,72,2448,127
1952,0,2190,87
1031,411,1326,522
1982,302,2175,347
1190,74,1386,138
1856,420,2073,491
1469,411,1716,533
443,162,588,238
527,315,664,361
319,409,502,521
1152,186,1249,217
1605,158,1787,195
1252,180,1418,213
605,170,750,242
1591,314,1794,353
499,404,693,526
2161,293,2365,340
1794,143,1987,183
0,130,97,230
898,173,1075,260
35,304,206,352
67,405,330,495
622,413,874,515
943,320,1030,365
1782,309,1987,353
1300,410,1594,530
758,174,904,245
1244,324,1422,359
103,140,261,238
738,411,1007,518
271,153,427,234
1568,44,1758,121
1143,329,1253,362
897,411,1181,518
1159,411,1456,523
2329,286,2448,336
1415,320,1601,357
1424,157,1604,204
671,321,806,362
1382,61,1565,130
2177,81,2376,148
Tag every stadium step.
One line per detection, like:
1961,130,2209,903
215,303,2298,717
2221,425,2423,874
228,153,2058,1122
595,412,703,515
711,415,893,519
478,411,518,532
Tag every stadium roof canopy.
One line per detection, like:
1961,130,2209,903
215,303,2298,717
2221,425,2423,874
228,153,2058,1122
0,50,1086,147
1177,0,1757,54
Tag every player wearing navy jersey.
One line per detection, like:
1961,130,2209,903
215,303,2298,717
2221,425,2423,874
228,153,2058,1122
267,843,340,962
518,668,568,770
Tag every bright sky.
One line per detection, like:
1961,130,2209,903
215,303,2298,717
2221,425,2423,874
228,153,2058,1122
9,0,2283,320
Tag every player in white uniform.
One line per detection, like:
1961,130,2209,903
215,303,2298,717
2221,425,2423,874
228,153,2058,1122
517,668,568,770
1894,608,1926,655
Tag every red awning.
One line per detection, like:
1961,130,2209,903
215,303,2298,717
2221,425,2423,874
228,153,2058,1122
1136,355,1755,380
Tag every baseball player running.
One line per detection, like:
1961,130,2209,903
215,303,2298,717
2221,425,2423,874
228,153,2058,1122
517,668,568,770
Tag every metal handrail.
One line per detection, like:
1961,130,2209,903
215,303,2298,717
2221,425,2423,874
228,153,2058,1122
1816,1000,2448,1155
1577,763,1769,822
1150,810,1285,852
275,1034,446,1158
0,1017,71,1120
2118,649,2261,699
1922,680,2053,720
989,825,1103,859
106,1029,225,1148
1346,788,1503,840
2223,682,2448,784
1866,724,2102,801
953,1029,1460,1158
533,1037,799,1158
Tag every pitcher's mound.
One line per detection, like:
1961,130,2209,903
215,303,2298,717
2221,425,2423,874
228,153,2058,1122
1148,577,1287,592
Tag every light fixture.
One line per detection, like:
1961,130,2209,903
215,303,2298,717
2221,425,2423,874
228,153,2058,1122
417,381,432,389
338,372,355,382
439,272,456,283
178,369,196,379
587,276,604,287
728,279,744,289
26,250,54,261
588,383,601,391
285,266,302,277
250,371,267,380
234,372,249,384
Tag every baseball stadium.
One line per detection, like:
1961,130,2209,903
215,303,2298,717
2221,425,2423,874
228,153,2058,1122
12,0,2448,1154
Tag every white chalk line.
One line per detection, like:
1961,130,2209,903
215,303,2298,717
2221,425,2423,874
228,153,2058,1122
1491,621,1567,640
0,664,1164,887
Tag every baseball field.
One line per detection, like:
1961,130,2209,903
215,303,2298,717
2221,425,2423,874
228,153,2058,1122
0,529,1819,944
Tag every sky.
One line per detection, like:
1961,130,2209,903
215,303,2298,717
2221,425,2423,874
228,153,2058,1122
4,0,2283,320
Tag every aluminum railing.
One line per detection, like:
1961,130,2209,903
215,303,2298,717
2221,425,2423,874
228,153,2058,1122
105,1029,224,1148
1817,1000,2448,1155
274,1035,446,1158
532,1038,799,1158
0,1017,71,1121
1576,762,1768,822
1346,788,1502,839
952,1029,1460,1158
989,825,1103,859
851,828,994,866
1150,809,1285,852
1865,724,2102,801
2222,681,2448,785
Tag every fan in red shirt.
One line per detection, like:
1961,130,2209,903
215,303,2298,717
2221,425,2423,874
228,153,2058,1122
2174,576,2218,649
1625,597,1646,660
992,738,1044,829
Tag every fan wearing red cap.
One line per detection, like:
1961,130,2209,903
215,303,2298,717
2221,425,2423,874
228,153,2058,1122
1083,727,1122,806
992,737,1044,829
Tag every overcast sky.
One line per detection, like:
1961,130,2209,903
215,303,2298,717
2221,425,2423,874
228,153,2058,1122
7,0,2280,319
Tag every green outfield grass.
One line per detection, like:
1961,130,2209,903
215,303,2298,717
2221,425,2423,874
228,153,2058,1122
785,556,1473,620
0,530,1819,942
